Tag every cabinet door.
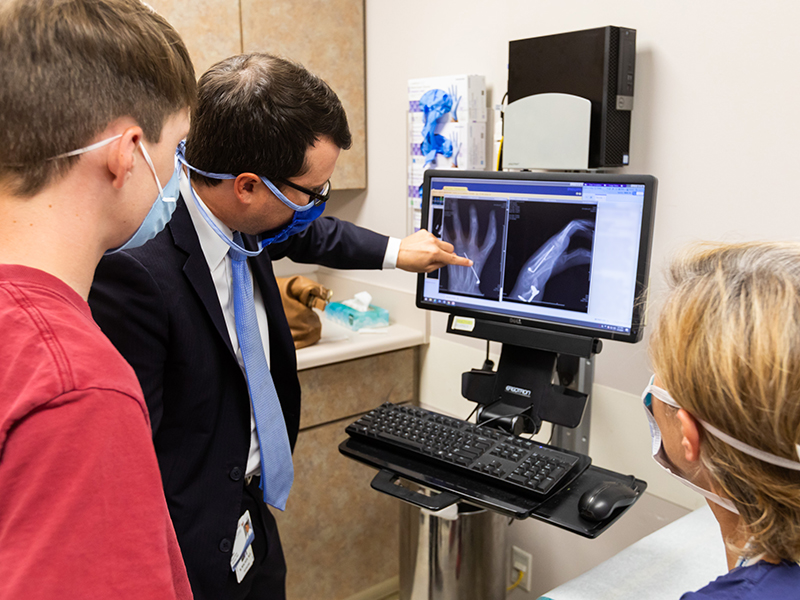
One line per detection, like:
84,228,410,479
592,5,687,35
241,0,367,190
145,0,242,76
275,349,418,598
274,417,399,599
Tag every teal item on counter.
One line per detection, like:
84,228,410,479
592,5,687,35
324,301,389,330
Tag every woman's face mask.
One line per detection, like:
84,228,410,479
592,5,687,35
642,376,800,514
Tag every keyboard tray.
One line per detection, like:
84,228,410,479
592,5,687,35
339,436,647,538
346,403,589,499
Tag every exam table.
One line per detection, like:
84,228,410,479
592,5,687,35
538,505,727,600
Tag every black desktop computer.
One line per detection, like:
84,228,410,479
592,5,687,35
504,26,636,170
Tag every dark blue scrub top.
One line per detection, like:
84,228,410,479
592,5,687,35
682,560,800,599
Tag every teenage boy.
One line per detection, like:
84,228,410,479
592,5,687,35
0,0,196,597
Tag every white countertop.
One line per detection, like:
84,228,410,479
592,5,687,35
273,268,429,370
296,316,426,371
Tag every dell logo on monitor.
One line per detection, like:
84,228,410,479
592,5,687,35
505,385,531,398
509,317,522,325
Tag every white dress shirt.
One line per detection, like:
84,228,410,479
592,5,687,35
181,175,399,478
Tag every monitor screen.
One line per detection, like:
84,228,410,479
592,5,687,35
416,169,657,343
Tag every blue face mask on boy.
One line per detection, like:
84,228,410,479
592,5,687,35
175,142,325,257
105,143,181,255
48,134,181,255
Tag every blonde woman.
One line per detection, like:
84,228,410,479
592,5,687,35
643,242,800,598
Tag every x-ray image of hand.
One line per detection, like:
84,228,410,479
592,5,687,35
448,84,462,122
449,131,462,168
446,203,497,295
508,219,594,303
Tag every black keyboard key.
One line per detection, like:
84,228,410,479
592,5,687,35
508,473,528,485
377,432,423,452
454,448,480,460
536,477,556,493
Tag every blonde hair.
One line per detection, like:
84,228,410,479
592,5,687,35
650,241,800,562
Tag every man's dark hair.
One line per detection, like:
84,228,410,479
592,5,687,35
185,53,352,187
0,0,196,197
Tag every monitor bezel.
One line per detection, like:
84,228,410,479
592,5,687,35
416,169,658,344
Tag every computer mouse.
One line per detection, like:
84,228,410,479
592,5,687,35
578,480,639,522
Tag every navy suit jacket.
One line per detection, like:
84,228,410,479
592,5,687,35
89,195,388,598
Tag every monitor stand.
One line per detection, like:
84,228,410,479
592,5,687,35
461,343,595,444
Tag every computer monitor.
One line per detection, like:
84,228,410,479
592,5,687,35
417,169,657,348
416,169,657,434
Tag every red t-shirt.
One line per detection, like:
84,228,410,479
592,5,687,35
0,265,192,600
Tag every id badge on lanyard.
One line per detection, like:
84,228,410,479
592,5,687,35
231,510,255,583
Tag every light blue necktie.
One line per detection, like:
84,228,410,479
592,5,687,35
229,231,294,511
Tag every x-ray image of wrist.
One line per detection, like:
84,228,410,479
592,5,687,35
508,219,594,302
445,204,497,295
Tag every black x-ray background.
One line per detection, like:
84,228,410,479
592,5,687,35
438,197,506,300
502,201,596,312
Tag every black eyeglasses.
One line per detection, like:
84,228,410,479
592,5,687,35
276,178,331,206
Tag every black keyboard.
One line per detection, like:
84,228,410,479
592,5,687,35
345,402,583,498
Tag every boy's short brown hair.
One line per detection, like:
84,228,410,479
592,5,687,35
0,0,196,196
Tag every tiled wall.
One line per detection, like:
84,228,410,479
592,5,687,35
146,0,366,190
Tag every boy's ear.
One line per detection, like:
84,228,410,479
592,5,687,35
108,126,142,190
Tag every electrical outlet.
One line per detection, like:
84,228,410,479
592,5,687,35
511,546,532,592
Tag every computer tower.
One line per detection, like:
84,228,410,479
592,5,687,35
504,26,636,170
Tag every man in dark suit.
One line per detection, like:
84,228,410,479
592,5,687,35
89,53,468,600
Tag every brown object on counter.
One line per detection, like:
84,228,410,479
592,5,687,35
276,275,333,349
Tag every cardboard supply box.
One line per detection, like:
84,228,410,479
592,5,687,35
408,114,487,172
406,117,487,233
406,74,488,234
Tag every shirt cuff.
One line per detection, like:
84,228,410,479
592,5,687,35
382,237,401,270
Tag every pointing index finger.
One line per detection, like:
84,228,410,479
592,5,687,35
446,252,472,267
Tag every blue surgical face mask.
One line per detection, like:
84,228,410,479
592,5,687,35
257,175,326,246
642,376,800,514
105,142,181,255
48,133,181,255
175,141,325,257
